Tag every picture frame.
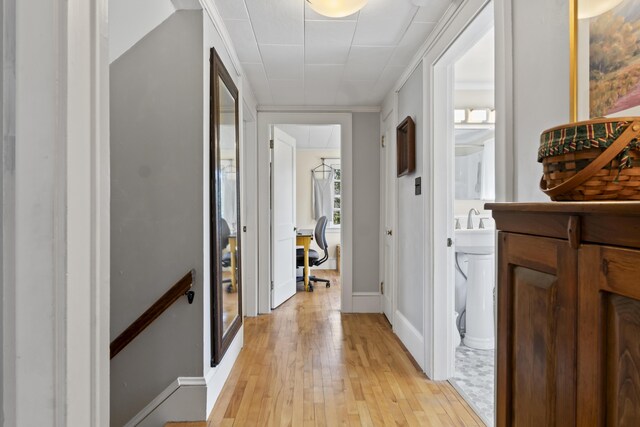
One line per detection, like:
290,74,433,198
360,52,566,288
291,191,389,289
571,0,640,121
396,116,416,177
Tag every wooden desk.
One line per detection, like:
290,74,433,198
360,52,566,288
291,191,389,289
296,230,313,292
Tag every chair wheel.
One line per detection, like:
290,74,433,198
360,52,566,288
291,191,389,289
326,283,330,288
309,284,314,292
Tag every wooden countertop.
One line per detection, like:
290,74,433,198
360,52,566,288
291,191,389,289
486,202,640,215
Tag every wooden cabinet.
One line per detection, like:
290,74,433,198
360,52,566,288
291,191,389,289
488,203,640,427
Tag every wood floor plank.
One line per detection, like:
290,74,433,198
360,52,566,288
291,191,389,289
208,271,486,426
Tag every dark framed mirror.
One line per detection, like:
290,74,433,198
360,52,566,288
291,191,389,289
210,48,241,367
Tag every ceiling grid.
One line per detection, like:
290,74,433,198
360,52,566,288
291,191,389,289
215,0,453,106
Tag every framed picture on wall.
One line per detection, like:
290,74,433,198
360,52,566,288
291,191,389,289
396,116,416,177
572,0,640,121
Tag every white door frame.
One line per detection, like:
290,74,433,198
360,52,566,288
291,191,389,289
424,0,512,380
380,102,399,327
5,0,109,424
257,112,353,314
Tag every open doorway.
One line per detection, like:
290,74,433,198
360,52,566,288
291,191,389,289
256,113,352,314
432,2,496,425
270,124,342,308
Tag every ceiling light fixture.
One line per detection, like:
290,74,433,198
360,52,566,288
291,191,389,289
306,0,368,18
578,0,624,19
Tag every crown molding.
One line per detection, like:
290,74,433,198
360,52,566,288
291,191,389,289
394,0,464,93
199,0,243,78
258,105,382,113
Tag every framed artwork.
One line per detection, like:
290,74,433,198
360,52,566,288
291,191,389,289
571,0,640,121
396,116,416,177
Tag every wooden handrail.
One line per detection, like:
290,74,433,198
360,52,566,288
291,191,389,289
110,269,196,359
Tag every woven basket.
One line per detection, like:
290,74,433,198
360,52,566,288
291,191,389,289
538,117,640,201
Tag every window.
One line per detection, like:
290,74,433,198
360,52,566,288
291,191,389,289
328,159,341,228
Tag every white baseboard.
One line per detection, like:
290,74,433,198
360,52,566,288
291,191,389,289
205,326,244,416
125,326,244,426
351,292,381,313
126,377,207,427
394,310,425,371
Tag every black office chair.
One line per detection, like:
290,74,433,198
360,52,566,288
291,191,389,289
296,216,331,291
220,218,233,292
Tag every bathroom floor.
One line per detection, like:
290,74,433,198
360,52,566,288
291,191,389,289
452,344,495,426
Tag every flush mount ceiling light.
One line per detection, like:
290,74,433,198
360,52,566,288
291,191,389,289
578,0,624,19
306,0,368,18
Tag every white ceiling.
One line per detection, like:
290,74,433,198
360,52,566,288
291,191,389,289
215,0,453,106
454,28,494,90
277,124,341,149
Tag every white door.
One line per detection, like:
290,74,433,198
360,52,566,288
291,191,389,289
382,115,396,324
271,127,297,309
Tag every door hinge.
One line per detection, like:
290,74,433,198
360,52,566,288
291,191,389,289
270,139,274,149
271,281,274,290
381,135,386,148
380,281,384,295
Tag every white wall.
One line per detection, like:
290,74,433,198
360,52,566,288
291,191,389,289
295,149,341,260
6,0,110,424
109,0,176,63
396,64,425,334
511,0,569,202
202,5,254,419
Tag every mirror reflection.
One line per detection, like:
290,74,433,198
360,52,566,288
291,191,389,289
454,128,495,200
218,76,239,335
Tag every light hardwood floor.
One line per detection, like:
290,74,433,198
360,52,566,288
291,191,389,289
206,270,485,426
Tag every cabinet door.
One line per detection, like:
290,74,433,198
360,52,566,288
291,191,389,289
578,245,640,427
497,232,577,427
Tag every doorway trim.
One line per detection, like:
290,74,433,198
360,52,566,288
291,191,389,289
380,101,399,328
424,0,513,380
256,112,353,314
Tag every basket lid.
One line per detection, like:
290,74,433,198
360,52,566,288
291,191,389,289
538,117,640,162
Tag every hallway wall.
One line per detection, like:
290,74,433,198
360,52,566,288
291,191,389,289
110,11,204,426
510,0,569,202
352,113,382,294
396,64,424,334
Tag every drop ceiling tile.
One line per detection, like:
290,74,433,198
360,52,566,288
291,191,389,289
352,0,417,46
241,62,273,104
304,65,343,105
245,0,304,45
390,22,435,66
260,44,304,80
215,0,250,20
309,126,335,148
414,0,451,23
305,20,356,64
304,2,360,21
344,46,394,81
335,80,378,105
225,20,262,63
370,65,405,103
269,79,305,105
305,64,344,85
277,124,310,147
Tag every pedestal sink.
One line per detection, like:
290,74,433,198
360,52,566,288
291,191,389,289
455,228,495,350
